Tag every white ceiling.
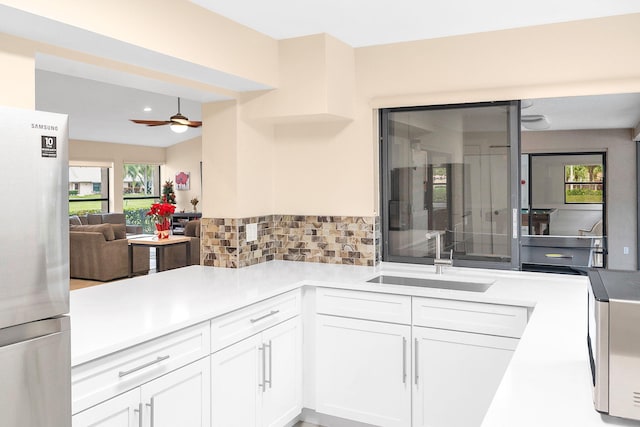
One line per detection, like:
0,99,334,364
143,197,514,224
522,94,640,132
190,0,640,47
36,70,203,148
12,2,640,146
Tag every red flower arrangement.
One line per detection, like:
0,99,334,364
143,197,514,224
146,202,176,239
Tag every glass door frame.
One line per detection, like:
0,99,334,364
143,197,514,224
523,151,607,268
379,101,522,270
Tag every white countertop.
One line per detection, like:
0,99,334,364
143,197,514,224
70,261,640,426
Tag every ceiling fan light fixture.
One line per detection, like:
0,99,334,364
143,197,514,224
170,123,188,133
130,97,202,132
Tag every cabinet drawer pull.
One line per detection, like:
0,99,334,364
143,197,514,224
250,310,280,323
118,355,170,377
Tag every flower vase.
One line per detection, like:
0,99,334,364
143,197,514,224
155,220,170,240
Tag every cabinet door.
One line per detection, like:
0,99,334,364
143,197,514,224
412,327,517,427
260,317,302,427
72,388,140,427
316,315,411,427
211,334,262,427
140,357,210,427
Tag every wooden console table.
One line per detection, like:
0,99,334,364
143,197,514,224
127,235,191,277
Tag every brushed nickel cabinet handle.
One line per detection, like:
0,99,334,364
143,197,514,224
414,338,419,386
134,403,142,427
250,310,280,323
258,345,266,392
119,355,170,377
265,340,272,389
402,337,407,384
146,397,155,427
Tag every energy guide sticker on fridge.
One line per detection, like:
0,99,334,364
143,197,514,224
41,135,57,158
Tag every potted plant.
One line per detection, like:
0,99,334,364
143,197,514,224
146,202,176,239
190,197,199,212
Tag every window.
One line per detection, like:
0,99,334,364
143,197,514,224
381,101,520,269
564,164,603,204
123,164,161,233
69,166,110,215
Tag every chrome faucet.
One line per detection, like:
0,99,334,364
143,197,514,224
427,231,453,274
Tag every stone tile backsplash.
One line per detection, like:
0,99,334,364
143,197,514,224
202,215,380,268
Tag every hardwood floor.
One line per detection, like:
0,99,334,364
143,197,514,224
70,278,109,291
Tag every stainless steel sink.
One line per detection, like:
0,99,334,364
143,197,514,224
367,275,492,292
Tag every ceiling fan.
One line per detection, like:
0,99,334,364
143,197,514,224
130,97,202,133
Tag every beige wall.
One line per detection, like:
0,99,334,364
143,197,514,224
522,129,636,270
0,33,35,108
201,99,276,218
356,14,640,106
165,136,202,213
265,14,640,218
69,139,165,213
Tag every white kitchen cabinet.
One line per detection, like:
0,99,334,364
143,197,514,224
72,388,140,427
412,326,518,427
73,358,210,427
140,356,211,427
211,316,302,427
315,315,412,427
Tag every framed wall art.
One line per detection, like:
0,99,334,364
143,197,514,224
175,171,190,190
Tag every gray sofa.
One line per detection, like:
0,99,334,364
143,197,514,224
69,214,149,281
70,213,143,235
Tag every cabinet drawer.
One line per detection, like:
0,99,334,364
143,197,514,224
72,321,210,415
412,297,527,338
210,289,301,353
316,288,411,324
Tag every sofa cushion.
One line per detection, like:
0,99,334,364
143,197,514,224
87,214,103,225
70,224,116,241
112,224,127,240
102,213,126,225
78,215,89,225
69,215,82,226
185,220,201,237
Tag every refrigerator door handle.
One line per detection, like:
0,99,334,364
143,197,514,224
0,317,69,348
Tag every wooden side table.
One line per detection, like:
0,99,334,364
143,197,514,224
127,235,191,277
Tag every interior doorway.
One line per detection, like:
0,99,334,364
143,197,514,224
520,152,606,271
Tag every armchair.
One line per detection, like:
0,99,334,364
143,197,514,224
161,220,201,271
69,224,149,281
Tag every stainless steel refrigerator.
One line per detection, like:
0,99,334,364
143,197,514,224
0,105,71,426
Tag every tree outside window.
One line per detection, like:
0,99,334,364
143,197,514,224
564,164,603,204
123,164,161,233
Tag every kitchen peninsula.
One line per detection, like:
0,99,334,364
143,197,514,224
70,262,638,427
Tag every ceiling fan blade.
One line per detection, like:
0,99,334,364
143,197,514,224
185,121,202,127
130,119,171,126
171,117,191,125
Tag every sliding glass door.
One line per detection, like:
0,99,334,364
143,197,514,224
380,102,520,269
